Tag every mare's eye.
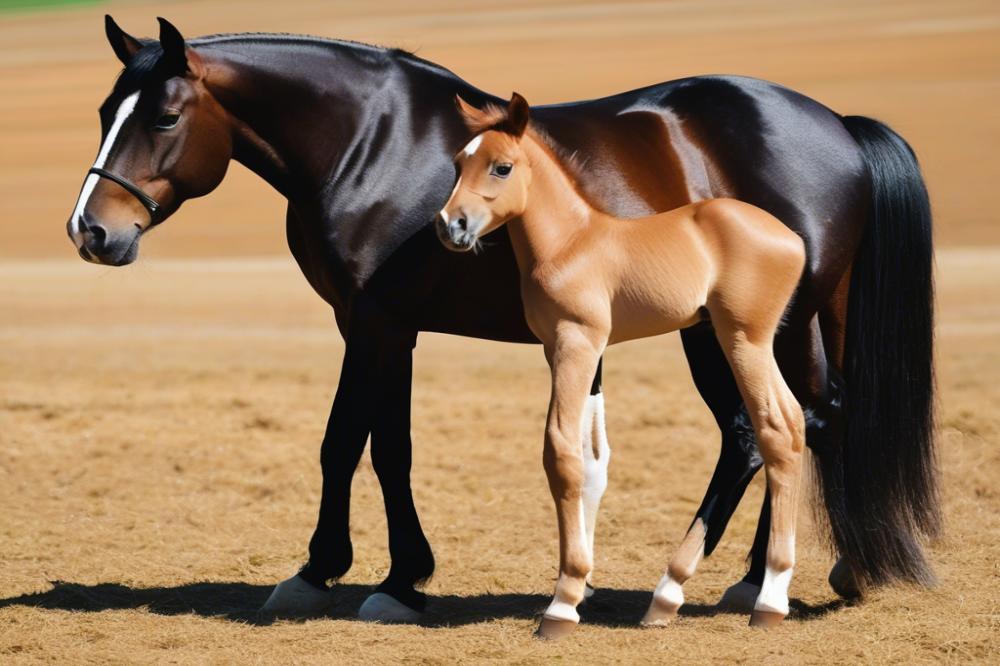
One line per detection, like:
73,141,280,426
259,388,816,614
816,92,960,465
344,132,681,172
154,112,181,130
492,163,513,178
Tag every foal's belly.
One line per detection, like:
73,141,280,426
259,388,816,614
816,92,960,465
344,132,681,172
608,296,702,345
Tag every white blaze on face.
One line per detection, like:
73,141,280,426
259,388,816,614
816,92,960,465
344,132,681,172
69,91,141,235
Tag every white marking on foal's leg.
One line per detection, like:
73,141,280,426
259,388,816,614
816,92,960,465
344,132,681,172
544,574,582,624
462,134,483,157
581,392,610,595
642,518,706,626
69,91,141,235
754,561,794,616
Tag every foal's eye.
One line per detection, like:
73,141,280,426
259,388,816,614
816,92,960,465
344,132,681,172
153,112,181,131
491,163,513,178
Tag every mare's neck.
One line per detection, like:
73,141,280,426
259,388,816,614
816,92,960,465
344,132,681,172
195,36,449,204
507,134,598,272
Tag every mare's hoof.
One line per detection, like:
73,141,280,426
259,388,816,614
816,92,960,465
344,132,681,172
640,595,681,627
828,557,862,600
260,574,331,616
535,616,579,640
748,608,786,628
716,580,761,613
358,592,423,624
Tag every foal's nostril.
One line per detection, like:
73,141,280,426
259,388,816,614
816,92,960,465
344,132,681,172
457,217,468,232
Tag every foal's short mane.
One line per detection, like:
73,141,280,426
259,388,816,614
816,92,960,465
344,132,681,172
464,103,591,205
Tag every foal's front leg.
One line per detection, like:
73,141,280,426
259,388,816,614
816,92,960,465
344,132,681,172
537,328,604,639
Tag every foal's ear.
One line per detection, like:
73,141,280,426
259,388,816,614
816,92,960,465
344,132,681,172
505,92,530,138
455,95,487,132
105,15,143,65
157,17,206,79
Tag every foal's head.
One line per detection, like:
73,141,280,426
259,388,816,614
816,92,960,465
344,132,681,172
437,93,532,252
66,17,233,265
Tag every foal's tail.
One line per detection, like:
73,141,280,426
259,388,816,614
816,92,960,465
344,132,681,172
814,115,939,590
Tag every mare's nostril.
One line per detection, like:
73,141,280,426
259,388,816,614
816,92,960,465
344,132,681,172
457,218,468,232
87,224,108,251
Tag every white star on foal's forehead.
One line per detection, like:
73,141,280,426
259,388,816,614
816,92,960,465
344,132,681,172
462,135,484,157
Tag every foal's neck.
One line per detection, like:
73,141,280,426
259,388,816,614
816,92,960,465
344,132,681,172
507,135,598,271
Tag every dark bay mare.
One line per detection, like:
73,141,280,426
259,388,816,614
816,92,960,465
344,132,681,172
66,17,938,622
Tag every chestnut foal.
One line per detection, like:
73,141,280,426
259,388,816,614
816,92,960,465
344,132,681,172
437,94,807,638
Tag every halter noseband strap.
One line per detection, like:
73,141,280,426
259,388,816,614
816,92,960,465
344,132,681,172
87,167,161,222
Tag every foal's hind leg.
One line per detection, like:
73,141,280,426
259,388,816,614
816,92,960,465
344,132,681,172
716,325,806,627
641,327,762,625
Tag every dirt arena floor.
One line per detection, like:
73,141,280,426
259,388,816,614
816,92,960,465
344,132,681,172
1,0,999,664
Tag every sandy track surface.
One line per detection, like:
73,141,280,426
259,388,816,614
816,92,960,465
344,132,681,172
0,249,996,663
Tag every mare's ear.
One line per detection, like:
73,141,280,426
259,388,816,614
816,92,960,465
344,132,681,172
157,17,206,79
505,92,530,138
105,15,143,65
455,95,488,132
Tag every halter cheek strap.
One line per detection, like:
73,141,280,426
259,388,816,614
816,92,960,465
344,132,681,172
87,167,161,223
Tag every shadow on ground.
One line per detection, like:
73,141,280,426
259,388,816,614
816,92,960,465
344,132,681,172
0,581,846,627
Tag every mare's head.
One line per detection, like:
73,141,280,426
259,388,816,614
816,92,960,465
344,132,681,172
437,93,532,252
66,16,233,265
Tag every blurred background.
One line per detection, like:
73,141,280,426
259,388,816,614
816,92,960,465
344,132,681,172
0,0,997,258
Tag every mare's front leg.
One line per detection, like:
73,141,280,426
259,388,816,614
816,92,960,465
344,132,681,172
359,327,436,622
263,300,430,619
537,327,604,639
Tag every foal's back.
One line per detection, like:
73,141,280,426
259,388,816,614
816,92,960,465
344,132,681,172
594,198,804,345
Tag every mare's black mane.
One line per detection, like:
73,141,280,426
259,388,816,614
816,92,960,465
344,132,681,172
111,32,439,98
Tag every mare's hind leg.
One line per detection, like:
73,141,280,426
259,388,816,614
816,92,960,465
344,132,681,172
641,326,763,624
581,360,611,599
716,324,806,627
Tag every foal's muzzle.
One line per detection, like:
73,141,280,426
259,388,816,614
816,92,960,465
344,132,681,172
436,210,477,252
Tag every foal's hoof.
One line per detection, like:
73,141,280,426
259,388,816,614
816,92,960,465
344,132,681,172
748,608,786,628
640,595,681,627
260,574,331,616
828,557,862,600
716,580,761,613
583,582,596,601
358,592,423,624
535,616,579,640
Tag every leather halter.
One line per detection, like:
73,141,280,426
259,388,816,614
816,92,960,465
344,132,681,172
87,167,161,222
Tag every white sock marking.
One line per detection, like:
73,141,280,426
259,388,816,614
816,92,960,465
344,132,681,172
581,393,610,571
755,565,794,615
70,91,141,234
544,574,581,623
652,573,685,608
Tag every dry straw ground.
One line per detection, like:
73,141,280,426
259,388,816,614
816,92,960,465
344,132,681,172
1,0,999,664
